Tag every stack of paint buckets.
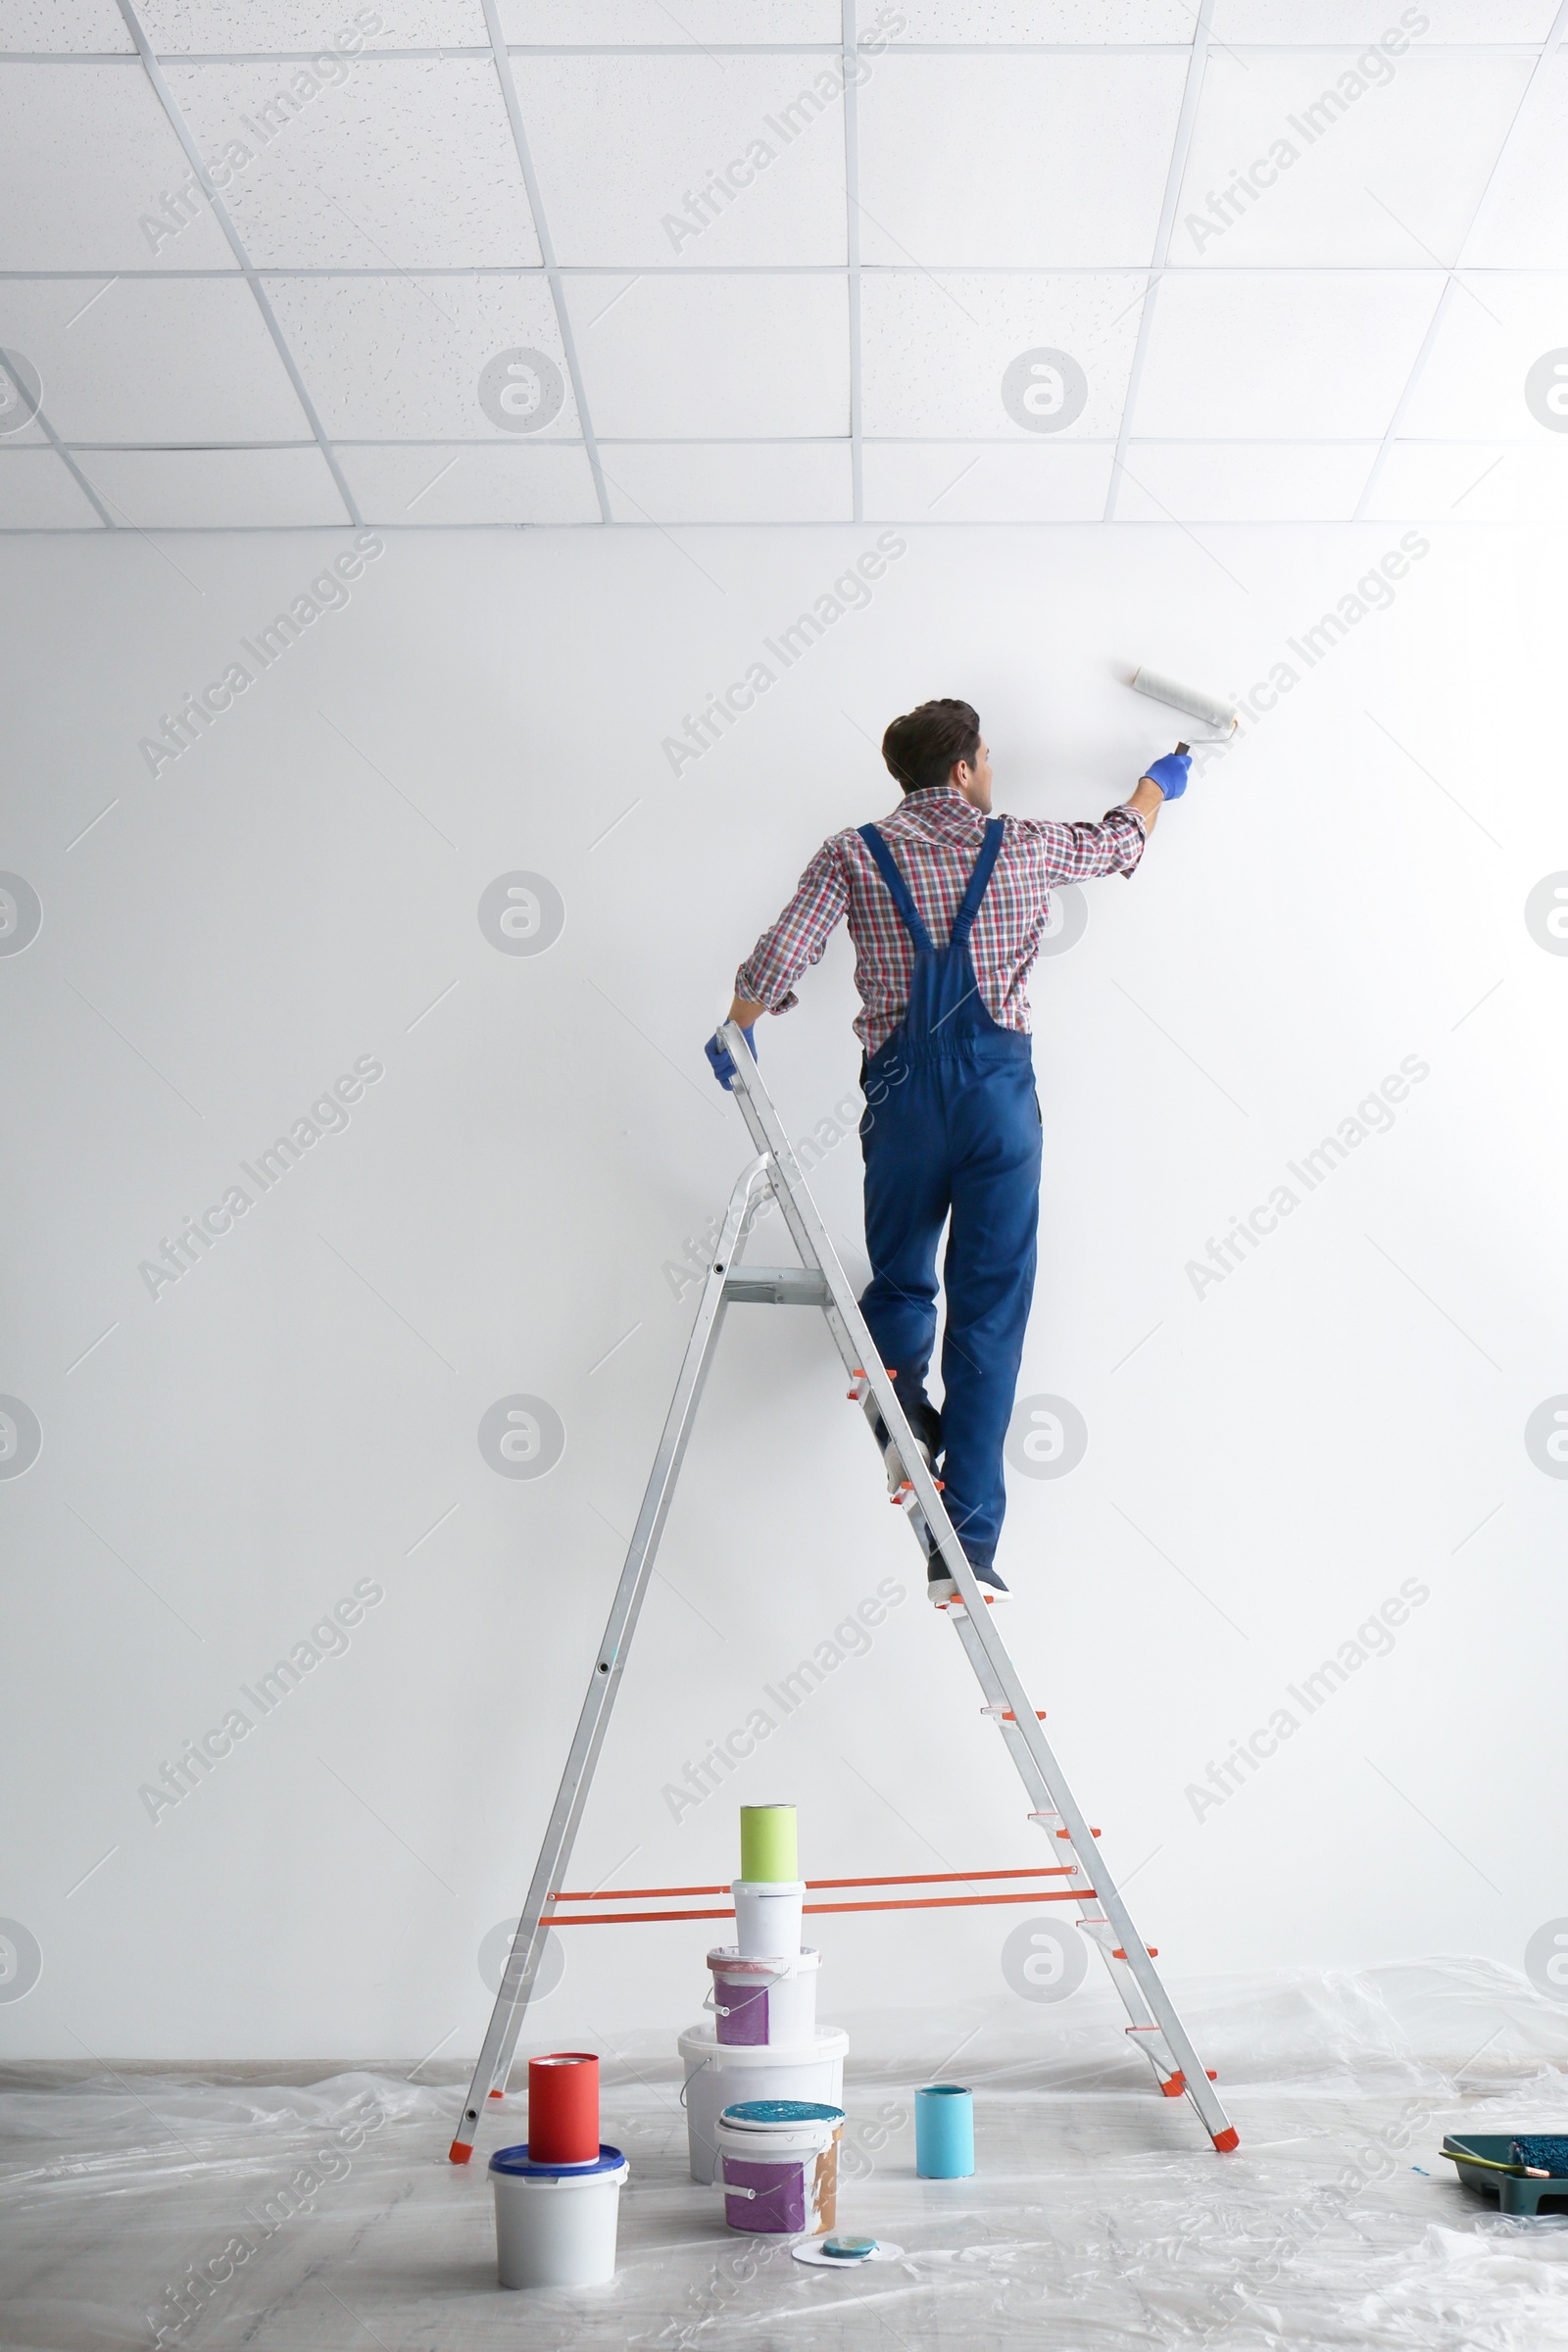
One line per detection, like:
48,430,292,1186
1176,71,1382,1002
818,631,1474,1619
679,1805,848,2236
489,2052,628,2289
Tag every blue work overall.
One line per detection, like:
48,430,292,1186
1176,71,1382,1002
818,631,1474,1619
856,818,1043,1573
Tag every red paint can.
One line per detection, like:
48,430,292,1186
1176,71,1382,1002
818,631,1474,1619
527,2052,600,2164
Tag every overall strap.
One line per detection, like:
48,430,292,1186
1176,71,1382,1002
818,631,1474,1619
858,824,933,951
949,817,1005,946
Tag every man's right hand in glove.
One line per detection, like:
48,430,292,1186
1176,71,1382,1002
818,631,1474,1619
1143,750,1193,801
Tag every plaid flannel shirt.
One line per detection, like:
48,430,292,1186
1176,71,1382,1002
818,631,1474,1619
735,785,1147,1055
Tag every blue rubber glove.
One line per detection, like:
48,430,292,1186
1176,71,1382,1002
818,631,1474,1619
1144,751,1192,802
705,1024,757,1091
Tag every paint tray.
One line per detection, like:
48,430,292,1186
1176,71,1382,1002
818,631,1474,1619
1443,2134,1568,2216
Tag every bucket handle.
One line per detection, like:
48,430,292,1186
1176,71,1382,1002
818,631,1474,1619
701,1991,733,2019
679,2056,711,2113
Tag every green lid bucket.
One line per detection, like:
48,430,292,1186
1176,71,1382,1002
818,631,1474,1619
739,1804,798,1884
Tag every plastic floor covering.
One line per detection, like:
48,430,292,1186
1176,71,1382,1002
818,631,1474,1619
5,1961,1568,2352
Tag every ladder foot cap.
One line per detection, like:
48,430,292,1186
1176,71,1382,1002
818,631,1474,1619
1212,2128,1241,2153
448,2140,474,2164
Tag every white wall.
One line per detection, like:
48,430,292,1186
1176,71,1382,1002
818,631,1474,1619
2,518,1564,2059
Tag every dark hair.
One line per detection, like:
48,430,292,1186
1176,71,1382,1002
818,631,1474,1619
881,699,981,794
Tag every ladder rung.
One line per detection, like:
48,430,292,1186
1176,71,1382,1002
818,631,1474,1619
983,1706,1047,1722
548,1885,1090,1925
722,1267,830,1305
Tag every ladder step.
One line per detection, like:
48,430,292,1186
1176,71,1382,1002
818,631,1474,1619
983,1704,1047,1722
722,1267,830,1305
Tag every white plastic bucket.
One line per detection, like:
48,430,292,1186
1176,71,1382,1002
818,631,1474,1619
678,2026,848,2184
706,1945,819,2047
489,2144,627,2289
731,1877,806,1958
715,2100,843,2237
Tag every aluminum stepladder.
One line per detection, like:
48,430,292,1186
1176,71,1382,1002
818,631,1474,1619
449,1021,1237,2162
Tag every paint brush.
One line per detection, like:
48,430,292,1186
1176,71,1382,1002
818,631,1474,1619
1439,2142,1550,2179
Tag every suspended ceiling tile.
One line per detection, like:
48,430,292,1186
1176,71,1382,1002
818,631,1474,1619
337,441,602,523
0,1,132,49
73,445,348,527
1210,2,1558,37
1464,52,1568,267
894,2,1195,34
860,274,1145,438
267,273,578,437
1363,439,1568,519
1134,271,1444,437
0,449,106,526
163,57,540,269
565,273,849,437
601,440,851,522
518,52,847,268
137,3,490,48
858,51,1188,268
1174,49,1532,269
862,440,1114,521
0,276,312,441
1113,440,1378,519
0,62,236,269
1397,272,1568,441
498,2,840,39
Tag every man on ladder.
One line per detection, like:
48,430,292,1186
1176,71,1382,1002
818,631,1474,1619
449,705,1235,2163
707,699,1190,1601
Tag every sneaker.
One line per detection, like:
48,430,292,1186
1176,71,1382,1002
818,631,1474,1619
925,1549,1009,1606
872,1395,943,1501
882,1430,933,1499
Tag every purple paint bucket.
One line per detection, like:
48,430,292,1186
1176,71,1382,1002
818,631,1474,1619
706,1946,820,2047
714,2099,844,2237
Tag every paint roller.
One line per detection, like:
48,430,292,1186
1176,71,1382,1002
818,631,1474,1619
1130,665,1240,756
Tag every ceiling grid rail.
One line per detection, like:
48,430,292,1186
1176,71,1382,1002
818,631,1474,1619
112,0,362,525
843,0,863,524
1102,0,1215,523
16,265,1549,281
480,0,612,526
6,42,1553,61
